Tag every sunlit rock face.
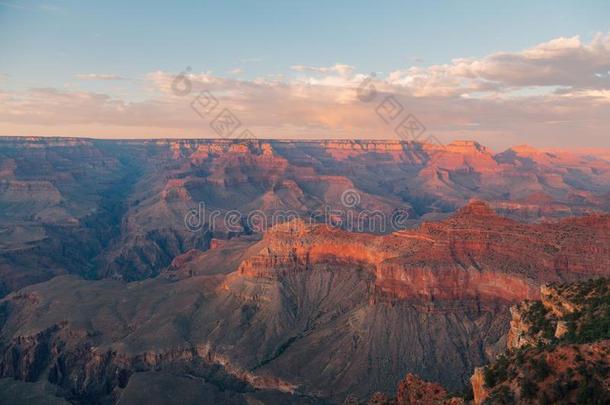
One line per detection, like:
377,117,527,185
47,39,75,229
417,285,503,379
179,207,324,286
232,201,609,305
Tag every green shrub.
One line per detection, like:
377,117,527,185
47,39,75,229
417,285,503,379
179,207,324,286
484,355,510,387
575,378,610,404
523,301,554,338
484,386,515,405
530,357,552,380
520,378,537,398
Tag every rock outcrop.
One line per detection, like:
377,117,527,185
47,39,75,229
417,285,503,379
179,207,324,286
472,278,610,404
230,201,610,304
362,373,465,405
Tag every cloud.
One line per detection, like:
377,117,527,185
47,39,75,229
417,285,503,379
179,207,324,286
2,34,610,148
229,68,243,75
291,63,355,76
386,33,610,97
76,73,126,81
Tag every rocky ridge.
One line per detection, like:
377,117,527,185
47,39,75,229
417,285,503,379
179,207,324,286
471,278,610,404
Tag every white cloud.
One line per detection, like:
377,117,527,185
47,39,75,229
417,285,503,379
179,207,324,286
386,33,610,97
291,63,355,76
76,73,126,81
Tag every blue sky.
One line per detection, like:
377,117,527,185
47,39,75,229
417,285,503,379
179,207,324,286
1,0,610,148
1,0,608,88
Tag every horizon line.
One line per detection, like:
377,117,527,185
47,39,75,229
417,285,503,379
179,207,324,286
2,135,610,155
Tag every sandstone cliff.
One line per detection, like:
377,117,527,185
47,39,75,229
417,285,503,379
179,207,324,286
231,201,610,305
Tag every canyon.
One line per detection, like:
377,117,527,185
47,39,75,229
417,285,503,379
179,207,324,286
0,201,608,402
0,137,609,403
1,137,609,294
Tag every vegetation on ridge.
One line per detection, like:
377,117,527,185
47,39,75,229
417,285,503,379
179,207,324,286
480,277,610,405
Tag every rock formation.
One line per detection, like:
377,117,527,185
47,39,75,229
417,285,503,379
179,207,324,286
363,373,465,405
1,137,609,403
0,204,609,403
1,137,609,294
471,278,610,404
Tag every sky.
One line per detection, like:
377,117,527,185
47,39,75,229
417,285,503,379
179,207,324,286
0,0,609,150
